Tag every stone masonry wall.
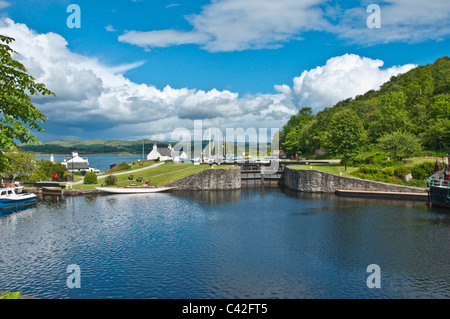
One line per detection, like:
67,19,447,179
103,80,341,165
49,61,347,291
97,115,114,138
285,167,427,194
164,167,241,190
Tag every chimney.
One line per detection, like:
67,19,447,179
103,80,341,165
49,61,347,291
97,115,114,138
153,143,157,150
72,151,78,158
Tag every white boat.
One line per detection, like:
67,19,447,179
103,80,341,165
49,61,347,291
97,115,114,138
1,181,24,193
96,186,173,194
0,187,37,210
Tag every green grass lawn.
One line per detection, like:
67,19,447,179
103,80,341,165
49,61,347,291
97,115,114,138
74,162,234,190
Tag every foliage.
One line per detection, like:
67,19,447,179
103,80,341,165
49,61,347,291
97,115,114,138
0,35,54,169
107,161,131,173
322,109,367,156
410,161,436,180
0,291,21,299
28,159,69,182
377,131,423,160
104,175,117,186
0,151,35,181
115,161,131,170
83,172,98,184
279,56,450,157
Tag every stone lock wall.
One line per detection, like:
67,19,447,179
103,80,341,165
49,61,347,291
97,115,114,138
284,167,427,194
164,167,241,190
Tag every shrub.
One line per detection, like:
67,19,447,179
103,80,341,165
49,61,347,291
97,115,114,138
83,172,98,184
104,175,117,186
359,165,380,175
411,161,436,180
0,291,21,299
347,152,388,166
382,166,395,176
115,161,131,170
394,167,411,179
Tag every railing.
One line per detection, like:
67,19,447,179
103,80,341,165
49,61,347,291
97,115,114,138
428,179,449,187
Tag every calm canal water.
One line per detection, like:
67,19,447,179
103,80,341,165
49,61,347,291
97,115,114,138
0,188,449,299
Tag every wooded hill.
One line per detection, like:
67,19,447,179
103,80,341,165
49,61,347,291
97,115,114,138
280,56,450,158
20,138,168,155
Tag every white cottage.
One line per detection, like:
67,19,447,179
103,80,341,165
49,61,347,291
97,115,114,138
147,144,187,162
62,151,99,173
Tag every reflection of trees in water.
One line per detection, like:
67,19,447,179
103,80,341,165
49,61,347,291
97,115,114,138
172,190,242,205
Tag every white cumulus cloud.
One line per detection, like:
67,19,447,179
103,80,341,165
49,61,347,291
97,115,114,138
0,19,417,141
0,18,295,140
119,0,328,52
275,54,416,112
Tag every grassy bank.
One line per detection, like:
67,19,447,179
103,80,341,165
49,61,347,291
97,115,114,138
74,162,233,190
289,156,438,188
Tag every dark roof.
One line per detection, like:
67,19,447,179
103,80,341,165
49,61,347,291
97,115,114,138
67,162,90,169
156,148,172,157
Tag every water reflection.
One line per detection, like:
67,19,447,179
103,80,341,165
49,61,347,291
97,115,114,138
0,187,449,299
171,190,242,205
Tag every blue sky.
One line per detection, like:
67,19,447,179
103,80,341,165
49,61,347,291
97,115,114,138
0,0,449,141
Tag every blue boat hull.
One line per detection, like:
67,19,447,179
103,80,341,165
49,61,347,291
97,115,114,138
0,195,37,210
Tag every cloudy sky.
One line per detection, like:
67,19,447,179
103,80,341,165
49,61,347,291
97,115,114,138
0,0,449,141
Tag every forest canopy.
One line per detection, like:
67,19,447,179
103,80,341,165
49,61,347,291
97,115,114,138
279,56,450,158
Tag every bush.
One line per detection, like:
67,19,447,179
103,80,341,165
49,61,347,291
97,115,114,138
104,175,117,186
411,161,436,180
382,166,395,176
359,165,380,175
83,172,98,184
394,167,411,179
0,291,21,299
115,161,131,170
347,152,388,167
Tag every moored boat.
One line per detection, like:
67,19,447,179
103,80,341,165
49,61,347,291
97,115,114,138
428,138,450,208
0,187,37,210
428,178,450,208
1,181,24,193
95,186,173,194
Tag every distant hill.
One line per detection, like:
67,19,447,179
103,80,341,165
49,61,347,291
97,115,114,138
20,139,220,155
20,139,169,155
280,56,450,157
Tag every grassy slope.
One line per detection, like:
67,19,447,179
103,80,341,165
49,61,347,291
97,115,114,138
289,157,434,187
74,162,233,190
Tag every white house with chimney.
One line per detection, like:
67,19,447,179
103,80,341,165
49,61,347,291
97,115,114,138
147,144,187,162
61,151,100,173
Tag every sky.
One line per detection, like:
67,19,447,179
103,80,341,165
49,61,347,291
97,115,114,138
0,0,449,142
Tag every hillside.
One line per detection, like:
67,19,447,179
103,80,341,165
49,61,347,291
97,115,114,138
280,56,450,157
20,138,167,155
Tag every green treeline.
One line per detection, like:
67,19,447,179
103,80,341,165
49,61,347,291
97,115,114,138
20,141,169,155
280,56,450,158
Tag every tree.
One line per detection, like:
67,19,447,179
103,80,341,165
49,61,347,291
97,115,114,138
377,131,422,160
322,109,368,156
0,151,35,181
0,35,54,169
29,160,69,182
